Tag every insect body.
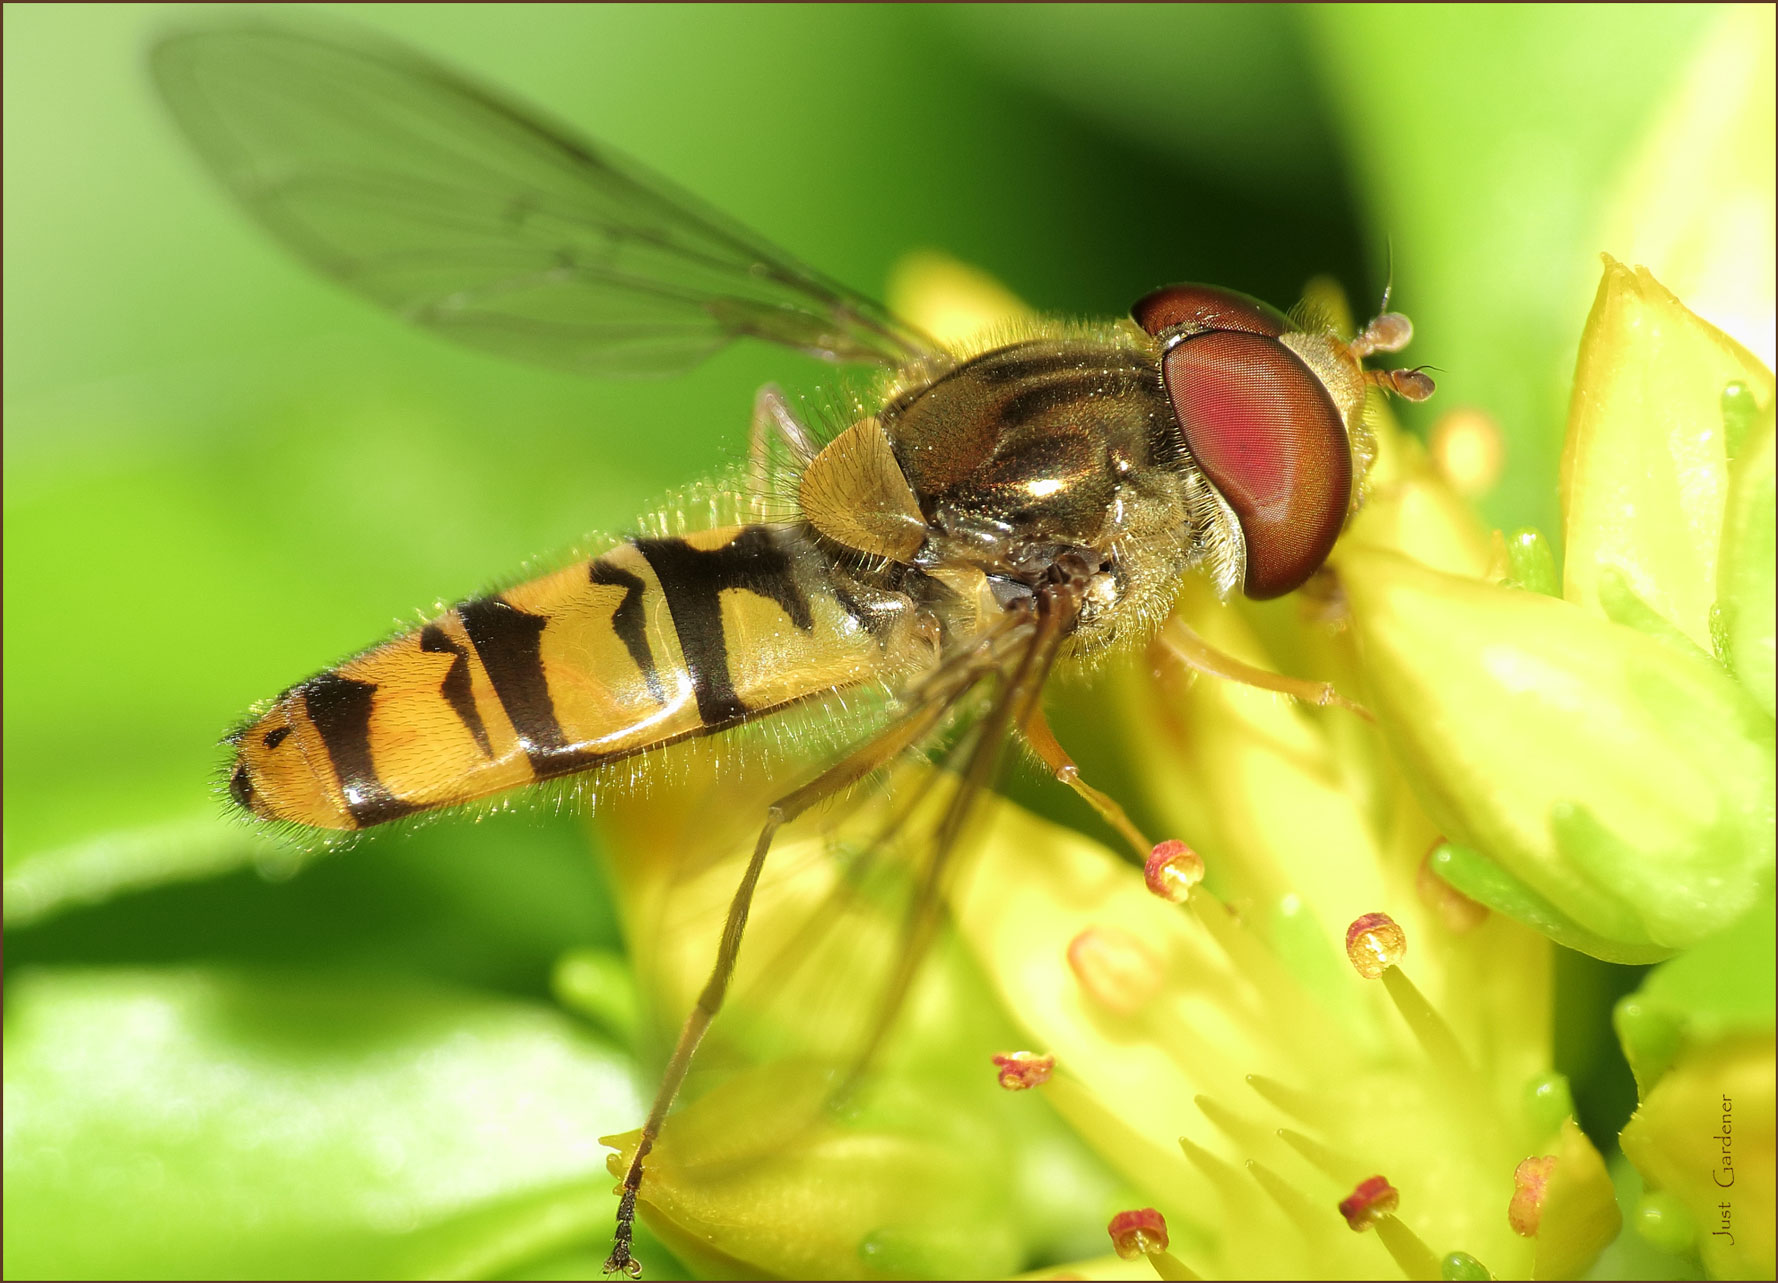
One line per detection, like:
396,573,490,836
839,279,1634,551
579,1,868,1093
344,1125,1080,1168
226,313,1422,832
155,20,1431,1276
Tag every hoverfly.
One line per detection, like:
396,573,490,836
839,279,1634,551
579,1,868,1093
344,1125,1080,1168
153,20,1432,1277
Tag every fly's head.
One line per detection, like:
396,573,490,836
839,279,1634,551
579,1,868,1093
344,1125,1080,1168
1133,283,1434,601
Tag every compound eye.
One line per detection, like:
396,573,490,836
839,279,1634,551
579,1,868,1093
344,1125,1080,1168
1162,330,1352,599
1132,283,1290,339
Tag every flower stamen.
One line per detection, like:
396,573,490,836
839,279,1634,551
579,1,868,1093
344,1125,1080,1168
1347,914,1476,1085
1508,1155,1558,1237
1346,912,1407,977
1179,1134,1243,1186
990,1050,1054,1091
1107,1207,1169,1258
1195,1093,1271,1151
1375,1212,1443,1281
1145,839,1206,903
1246,1073,1329,1127
1107,1208,1201,1281
1380,967,1474,1084
1188,897,1348,1055
1339,1175,1400,1230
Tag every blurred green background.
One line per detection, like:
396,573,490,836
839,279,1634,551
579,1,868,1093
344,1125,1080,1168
4,4,1752,1278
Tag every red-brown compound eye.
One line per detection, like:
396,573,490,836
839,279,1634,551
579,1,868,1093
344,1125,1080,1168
1132,282,1290,339
1161,330,1351,599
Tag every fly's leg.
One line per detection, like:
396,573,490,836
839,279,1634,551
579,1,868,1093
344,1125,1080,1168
748,383,817,497
838,584,1080,1096
604,627,1009,1279
1157,615,1373,721
1020,700,1154,860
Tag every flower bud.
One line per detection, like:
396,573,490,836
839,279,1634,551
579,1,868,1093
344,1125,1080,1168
1341,546,1773,958
1561,257,1773,652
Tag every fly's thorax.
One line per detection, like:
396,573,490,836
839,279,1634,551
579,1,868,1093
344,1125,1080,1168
811,335,1195,657
798,332,1210,659
879,337,1179,559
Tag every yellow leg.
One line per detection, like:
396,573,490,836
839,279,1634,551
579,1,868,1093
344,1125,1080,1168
1020,699,1154,860
1157,615,1373,721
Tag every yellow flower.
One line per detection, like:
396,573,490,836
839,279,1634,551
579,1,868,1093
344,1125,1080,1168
598,254,1716,1278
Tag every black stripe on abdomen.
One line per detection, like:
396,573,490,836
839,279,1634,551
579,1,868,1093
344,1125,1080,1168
301,672,419,827
589,557,665,703
458,596,572,773
635,528,814,727
420,624,493,758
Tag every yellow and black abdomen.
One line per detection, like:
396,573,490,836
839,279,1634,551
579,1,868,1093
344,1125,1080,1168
227,525,903,831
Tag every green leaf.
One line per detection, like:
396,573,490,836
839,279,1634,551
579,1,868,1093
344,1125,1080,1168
3,812,309,928
2,968,641,1280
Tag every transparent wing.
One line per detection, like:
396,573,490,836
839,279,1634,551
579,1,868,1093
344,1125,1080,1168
150,21,935,376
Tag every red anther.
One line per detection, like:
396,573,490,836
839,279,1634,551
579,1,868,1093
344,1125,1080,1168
1144,839,1205,903
1345,912,1407,979
1107,1207,1170,1259
991,1051,1054,1091
1338,1175,1400,1231
1509,1155,1558,1237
